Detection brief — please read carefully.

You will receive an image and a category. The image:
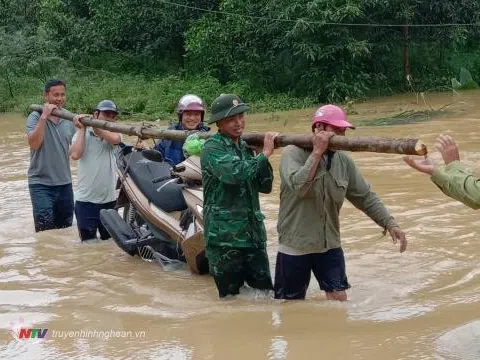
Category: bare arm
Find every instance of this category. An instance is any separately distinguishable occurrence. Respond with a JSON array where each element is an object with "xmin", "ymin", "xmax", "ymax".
[
  {"xmin": 93, "ymin": 128, "xmax": 121, "ymax": 145},
  {"xmin": 70, "ymin": 128, "xmax": 87, "ymax": 160},
  {"xmin": 27, "ymin": 104, "xmax": 56, "ymax": 151}
]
